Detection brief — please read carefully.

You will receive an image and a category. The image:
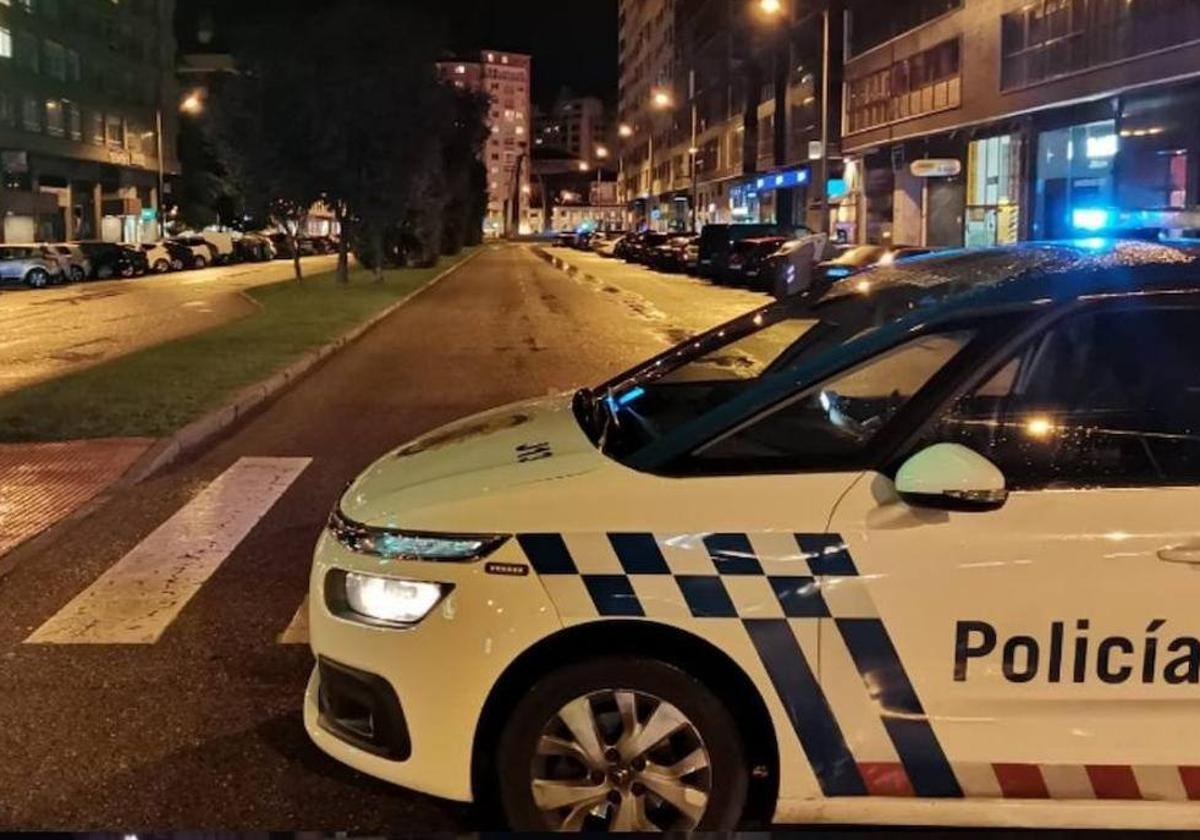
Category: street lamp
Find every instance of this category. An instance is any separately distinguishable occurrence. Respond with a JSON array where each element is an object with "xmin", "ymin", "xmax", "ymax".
[
  {"xmin": 758, "ymin": 0, "xmax": 783, "ymax": 16},
  {"xmin": 180, "ymin": 89, "xmax": 204, "ymax": 115}
]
